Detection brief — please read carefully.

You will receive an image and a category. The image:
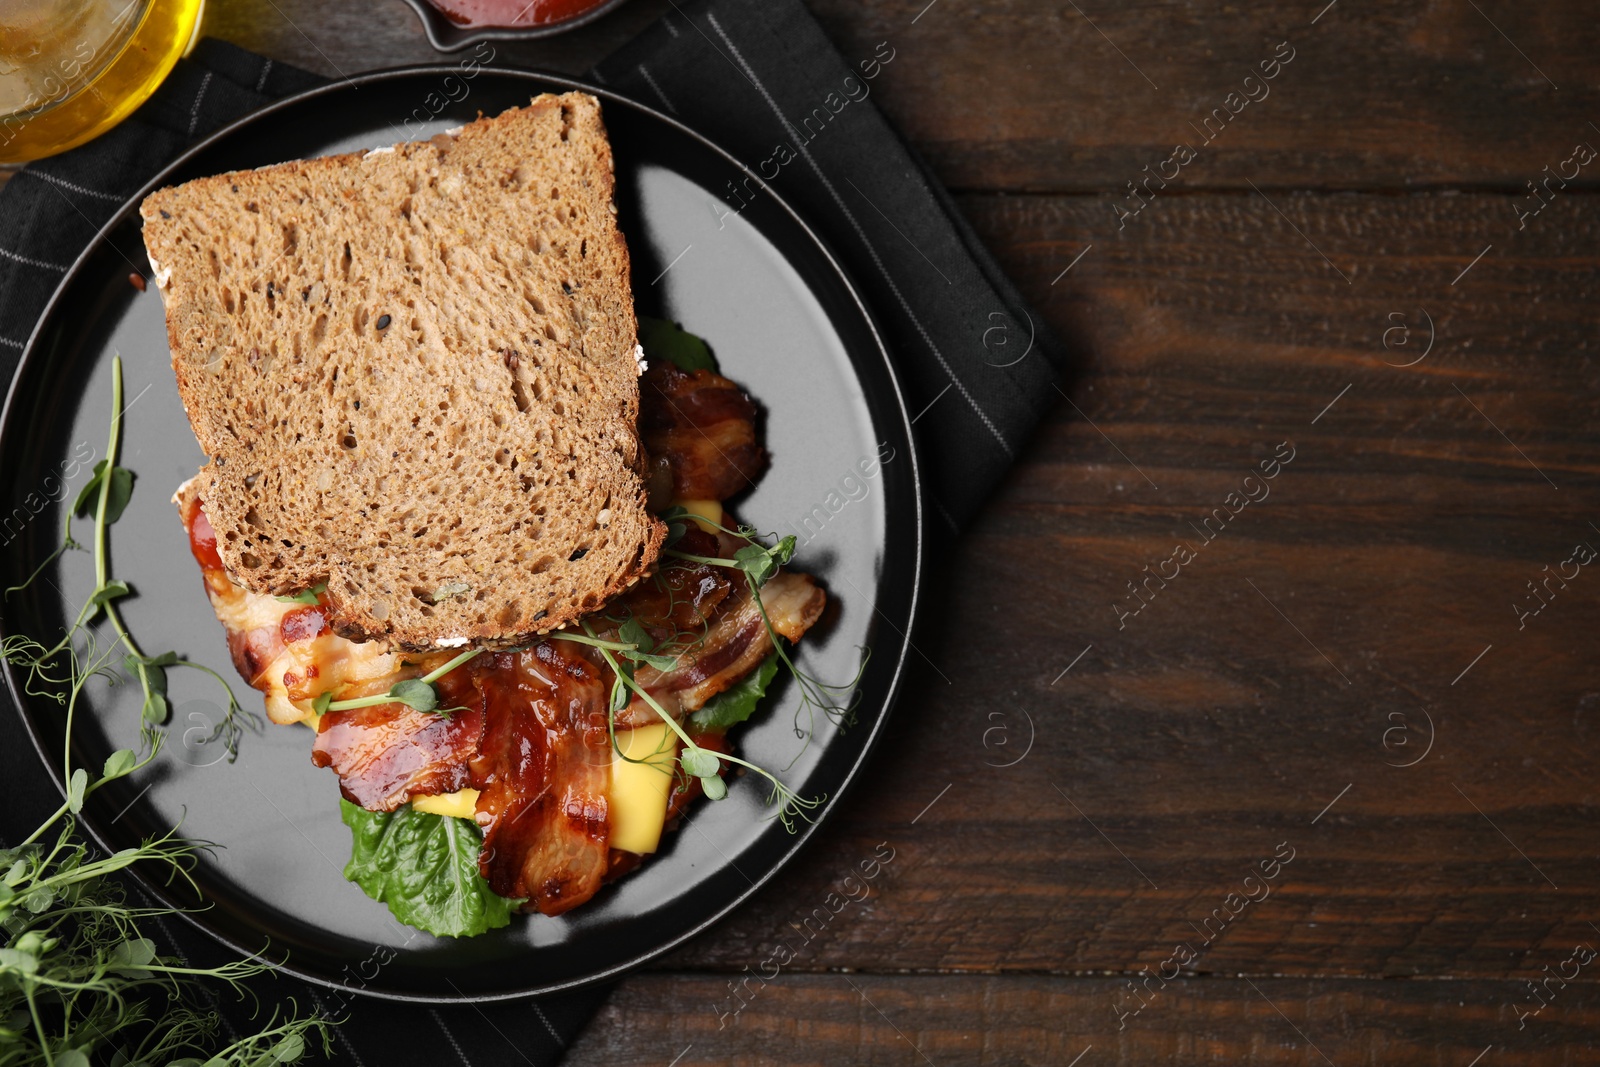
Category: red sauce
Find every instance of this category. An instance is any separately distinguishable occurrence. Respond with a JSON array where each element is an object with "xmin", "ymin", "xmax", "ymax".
[
  {"xmin": 279, "ymin": 605, "xmax": 330, "ymax": 644},
  {"xmin": 424, "ymin": 0, "xmax": 611, "ymax": 27},
  {"xmin": 184, "ymin": 498, "xmax": 225, "ymax": 572}
]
